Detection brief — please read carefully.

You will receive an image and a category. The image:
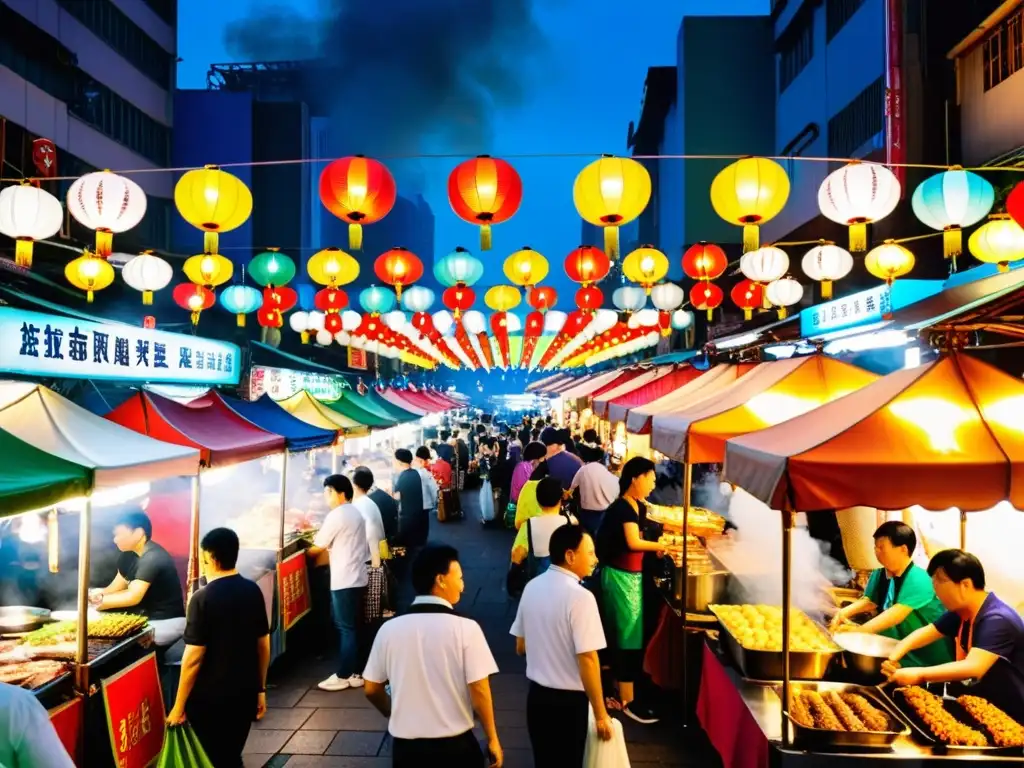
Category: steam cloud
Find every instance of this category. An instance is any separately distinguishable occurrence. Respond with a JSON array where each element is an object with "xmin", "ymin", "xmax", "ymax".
[{"xmin": 224, "ymin": 0, "xmax": 550, "ymax": 187}]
